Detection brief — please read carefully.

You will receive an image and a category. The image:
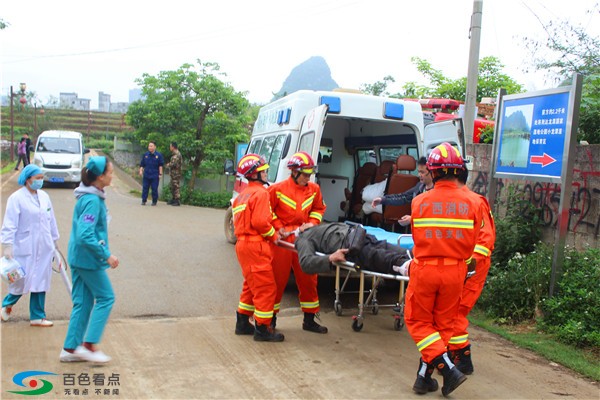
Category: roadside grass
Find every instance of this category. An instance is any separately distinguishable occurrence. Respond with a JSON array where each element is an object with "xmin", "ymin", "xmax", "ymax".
[
  {"xmin": 469, "ymin": 309, "xmax": 600, "ymax": 381},
  {"xmin": 1, "ymin": 161, "xmax": 17, "ymax": 174}
]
